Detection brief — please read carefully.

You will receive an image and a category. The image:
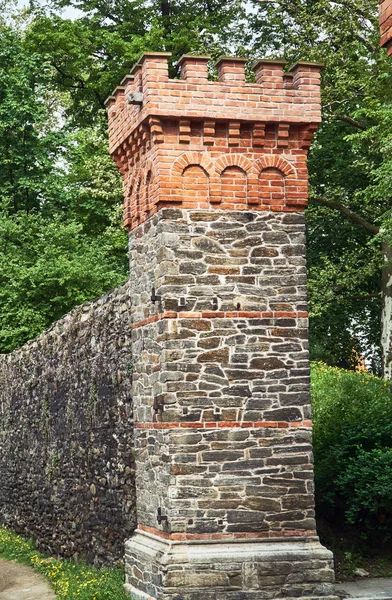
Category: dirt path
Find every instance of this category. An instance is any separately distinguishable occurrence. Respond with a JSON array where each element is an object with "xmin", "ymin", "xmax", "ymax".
[{"xmin": 0, "ymin": 558, "xmax": 56, "ymax": 599}]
